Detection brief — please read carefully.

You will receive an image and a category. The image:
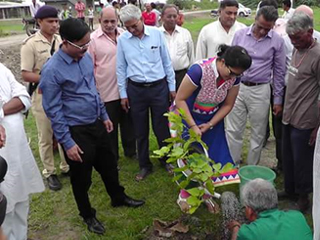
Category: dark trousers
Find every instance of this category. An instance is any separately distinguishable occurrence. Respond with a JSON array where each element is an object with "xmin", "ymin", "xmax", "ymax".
[
  {"xmin": 105, "ymin": 99, "xmax": 136, "ymax": 162},
  {"xmin": 175, "ymin": 68, "xmax": 188, "ymax": 91},
  {"xmin": 88, "ymin": 18, "xmax": 94, "ymax": 31},
  {"xmin": 282, "ymin": 124, "xmax": 314, "ymax": 195},
  {"xmin": 65, "ymin": 120, "xmax": 125, "ymax": 219},
  {"xmin": 127, "ymin": 79, "xmax": 170, "ymax": 170}
]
